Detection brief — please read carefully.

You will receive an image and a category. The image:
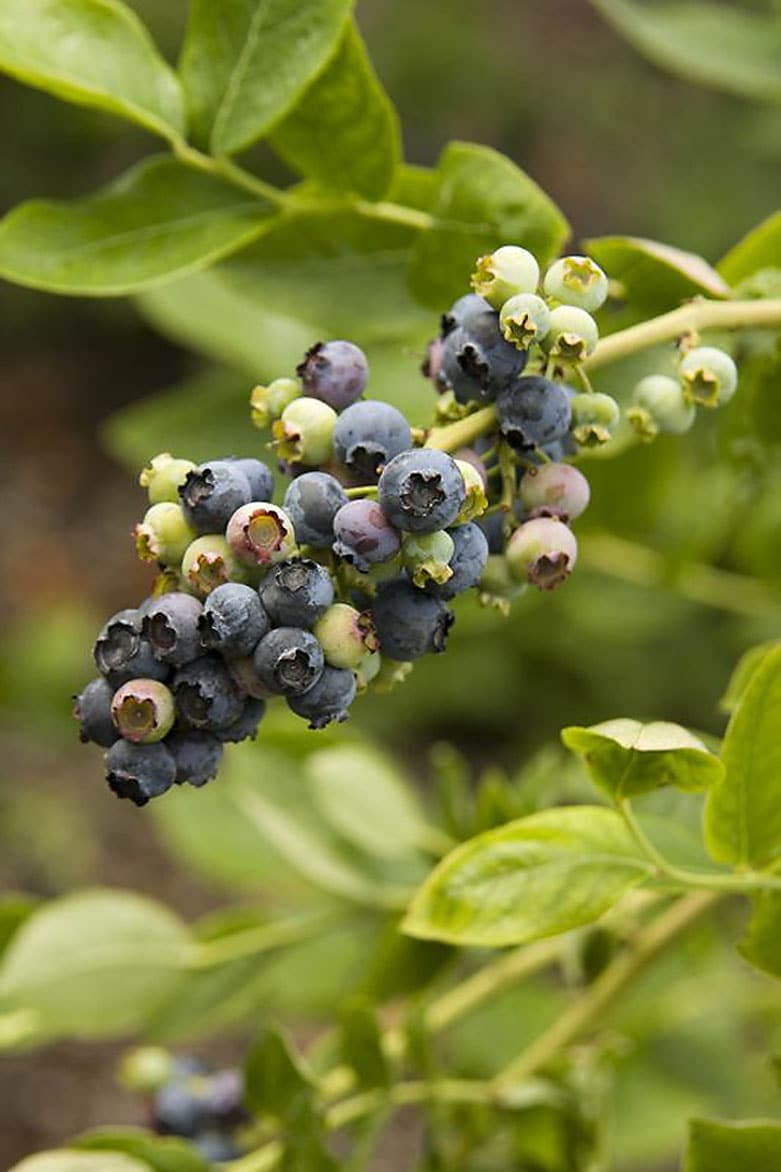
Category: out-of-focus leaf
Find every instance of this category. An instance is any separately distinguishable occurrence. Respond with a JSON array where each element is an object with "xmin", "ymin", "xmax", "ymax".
[
  {"xmin": 590, "ymin": 0, "xmax": 781, "ymax": 103},
  {"xmin": 739, "ymin": 891, "xmax": 781, "ymax": 979},
  {"xmin": 74, "ymin": 1131, "xmax": 208, "ymax": 1172},
  {"xmin": 269, "ymin": 22, "xmax": 399, "ymax": 199},
  {"xmin": 0, "ymin": 0, "xmax": 185, "ymax": 142},
  {"xmin": 0, "ymin": 889, "xmax": 192, "ymax": 1041},
  {"xmin": 179, "ymin": 0, "xmax": 352, "ymax": 154},
  {"xmin": 244, "ymin": 1024, "xmax": 314, "ymax": 1120},
  {"xmin": 9, "ymin": 1155, "xmax": 149, "ymax": 1172},
  {"xmin": 403, "ymin": 806, "xmax": 651, "ymax": 947},
  {"xmin": 562, "ymin": 719, "xmax": 724, "ymax": 798},
  {"xmin": 720, "ymin": 642, "xmax": 781, "ymax": 714},
  {"xmin": 0, "ymin": 158, "xmax": 274, "ymax": 296},
  {"xmin": 339, "ymin": 999, "xmax": 390, "ymax": 1089},
  {"xmin": 705, "ymin": 645, "xmax": 781, "ymax": 867},
  {"xmin": 685, "ymin": 1118, "xmax": 781, "ymax": 1170},
  {"xmin": 719, "ymin": 211, "xmax": 781, "ymax": 285},
  {"xmin": 584, "ymin": 235, "xmax": 729, "ymax": 311},
  {"xmin": 409, "ymin": 141, "xmax": 570, "ymax": 308},
  {"xmin": 0, "ymin": 894, "xmax": 38, "ymax": 959}
]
